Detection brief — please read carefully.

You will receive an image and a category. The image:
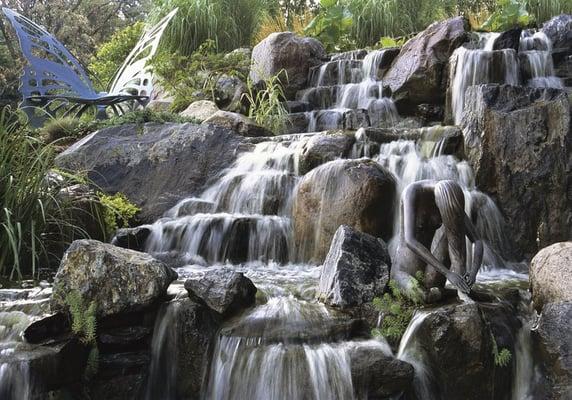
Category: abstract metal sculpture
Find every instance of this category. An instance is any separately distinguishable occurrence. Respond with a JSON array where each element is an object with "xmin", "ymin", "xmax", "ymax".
[{"xmin": 1, "ymin": 7, "xmax": 177, "ymax": 126}]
